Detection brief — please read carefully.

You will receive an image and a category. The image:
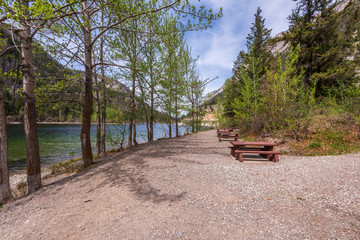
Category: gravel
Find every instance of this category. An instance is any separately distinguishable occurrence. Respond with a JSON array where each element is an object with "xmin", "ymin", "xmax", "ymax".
[{"xmin": 1, "ymin": 130, "xmax": 359, "ymax": 239}]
